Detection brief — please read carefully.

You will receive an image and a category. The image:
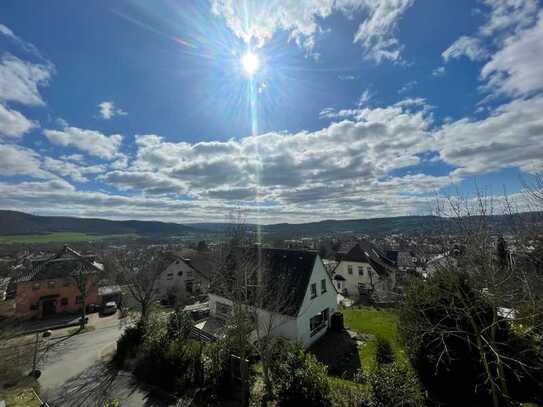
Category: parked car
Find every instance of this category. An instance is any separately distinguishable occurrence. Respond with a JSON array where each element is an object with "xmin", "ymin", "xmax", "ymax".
[{"xmin": 101, "ymin": 301, "xmax": 117, "ymax": 316}]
